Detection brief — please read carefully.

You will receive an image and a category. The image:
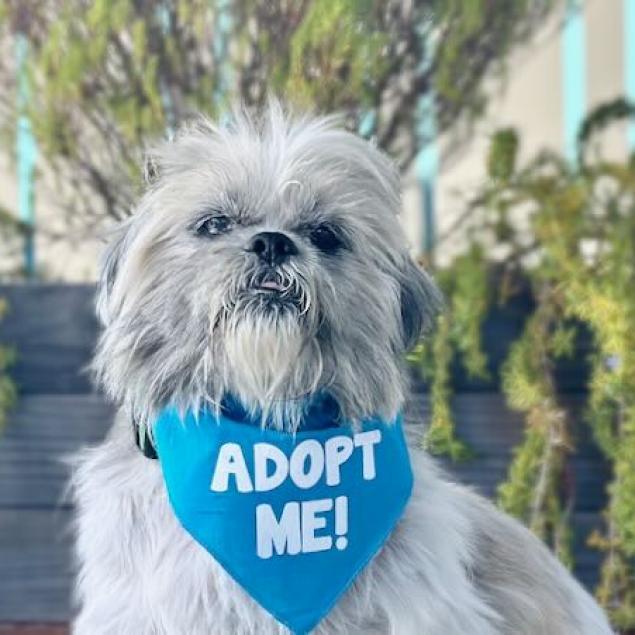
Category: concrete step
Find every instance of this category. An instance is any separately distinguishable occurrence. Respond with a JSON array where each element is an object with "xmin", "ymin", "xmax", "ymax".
[
  {"xmin": 0, "ymin": 285, "xmax": 98, "ymax": 395},
  {"xmin": 0, "ymin": 394, "xmax": 114, "ymax": 508}
]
